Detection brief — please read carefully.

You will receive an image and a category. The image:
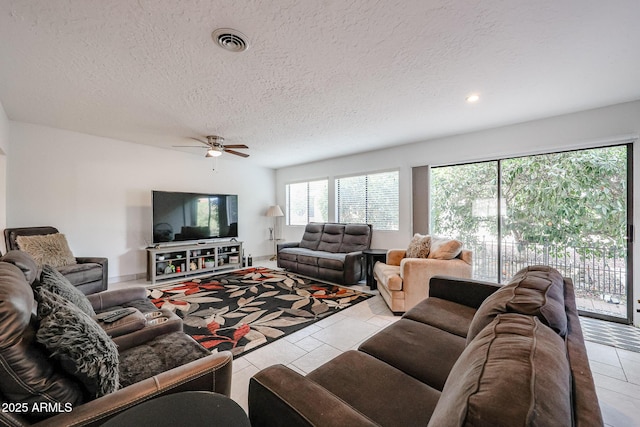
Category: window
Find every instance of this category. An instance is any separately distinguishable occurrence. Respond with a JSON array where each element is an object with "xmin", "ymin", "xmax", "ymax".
[
  {"xmin": 429, "ymin": 144, "xmax": 632, "ymax": 322},
  {"xmin": 336, "ymin": 170, "xmax": 399, "ymax": 230},
  {"xmin": 285, "ymin": 179, "xmax": 328, "ymax": 225}
]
